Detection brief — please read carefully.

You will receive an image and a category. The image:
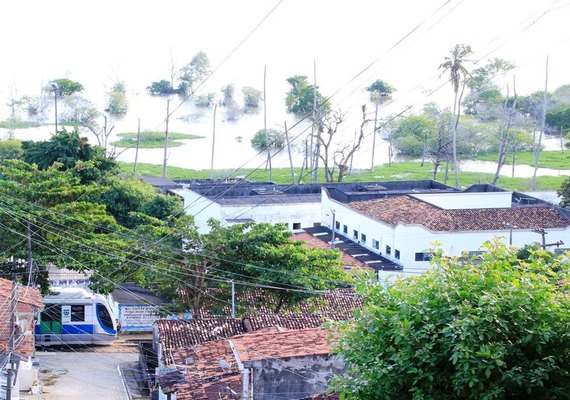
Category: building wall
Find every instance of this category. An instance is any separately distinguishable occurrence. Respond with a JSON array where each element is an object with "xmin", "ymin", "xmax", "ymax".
[
  {"xmin": 322, "ymin": 189, "xmax": 570, "ymax": 270},
  {"xmin": 220, "ymin": 202, "xmax": 321, "ymax": 231},
  {"xmin": 183, "ymin": 190, "xmax": 223, "ymax": 233},
  {"xmin": 246, "ymin": 355, "xmax": 345, "ymax": 400},
  {"xmin": 411, "ymin": 191, "xmax": 513, "ymax": 209}
]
